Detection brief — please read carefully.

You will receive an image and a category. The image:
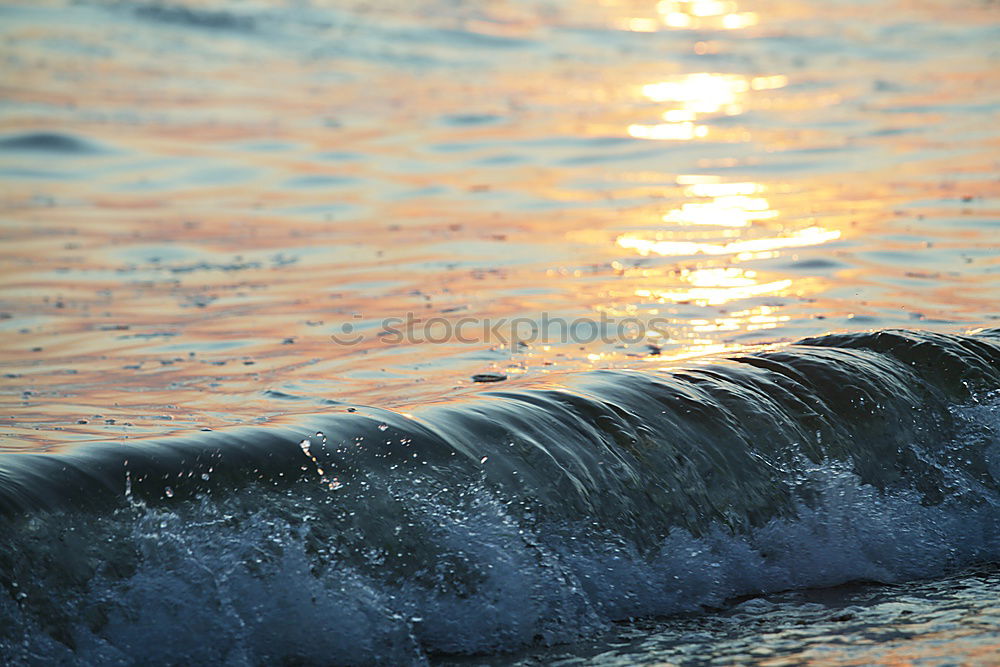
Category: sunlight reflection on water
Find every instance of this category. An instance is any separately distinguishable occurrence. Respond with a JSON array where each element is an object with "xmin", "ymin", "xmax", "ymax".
[{"xmin": 0, "ymin": 0, "xmax": 998, "ymax": 445}]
